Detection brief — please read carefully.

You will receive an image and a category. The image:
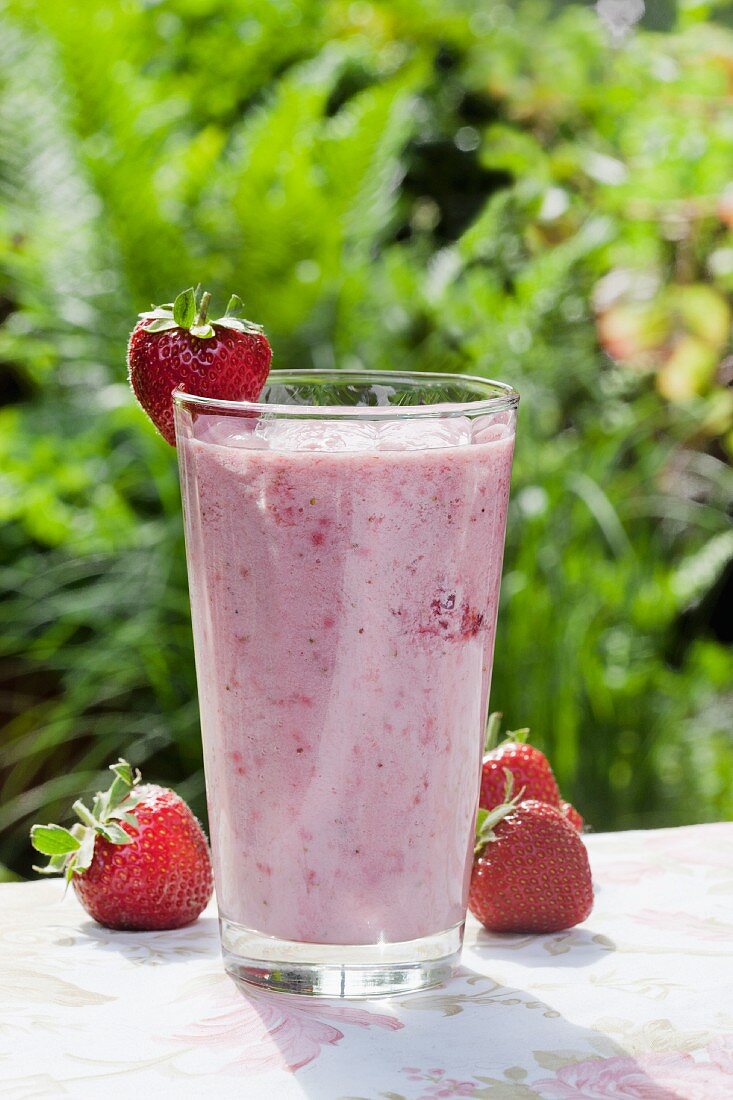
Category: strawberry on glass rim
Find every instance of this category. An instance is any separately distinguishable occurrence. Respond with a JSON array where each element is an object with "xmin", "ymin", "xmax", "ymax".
[{"xmin": 127, "ymin": 285, "xmax": 272, "ymax": 445}]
